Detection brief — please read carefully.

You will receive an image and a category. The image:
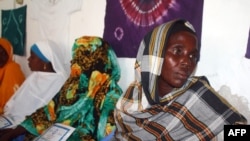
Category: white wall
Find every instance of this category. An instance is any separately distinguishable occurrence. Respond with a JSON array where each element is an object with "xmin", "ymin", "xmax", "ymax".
[
  {"xmin": 196, "ymin": 0, "xmax": 250, "ymax": 110},
  {"xmin": 196, "ymin": 0, "xmax": 250, "ymax": 122},
  {"xmin": 1, "ymin": 0, "xmax": 250, "ymax": 120}
]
